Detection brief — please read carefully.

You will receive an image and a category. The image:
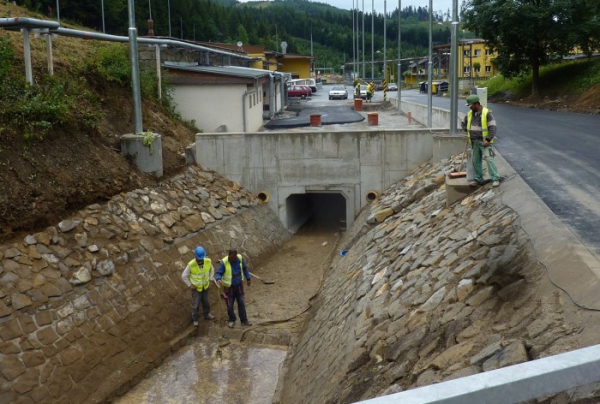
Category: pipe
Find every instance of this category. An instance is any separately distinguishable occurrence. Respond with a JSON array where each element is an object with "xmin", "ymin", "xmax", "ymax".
[
  {"xmin": 241, "ymin": 79, "xmax": 260, "ymax": 133},
  {"xmin": 50, "ymin": 28, "xmax": 254, "ymax": 60},
  {"xmin": 0, "ymin": 17, "xmax": 60, "ymax": 29}
]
